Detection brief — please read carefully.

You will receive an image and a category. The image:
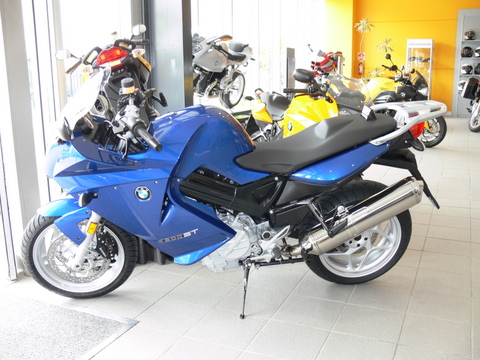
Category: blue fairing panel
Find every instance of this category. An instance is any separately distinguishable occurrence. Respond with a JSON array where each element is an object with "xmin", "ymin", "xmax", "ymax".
[{"xmin": 291, "ymin": 142, "xmax": 391, "ymax": 185}]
